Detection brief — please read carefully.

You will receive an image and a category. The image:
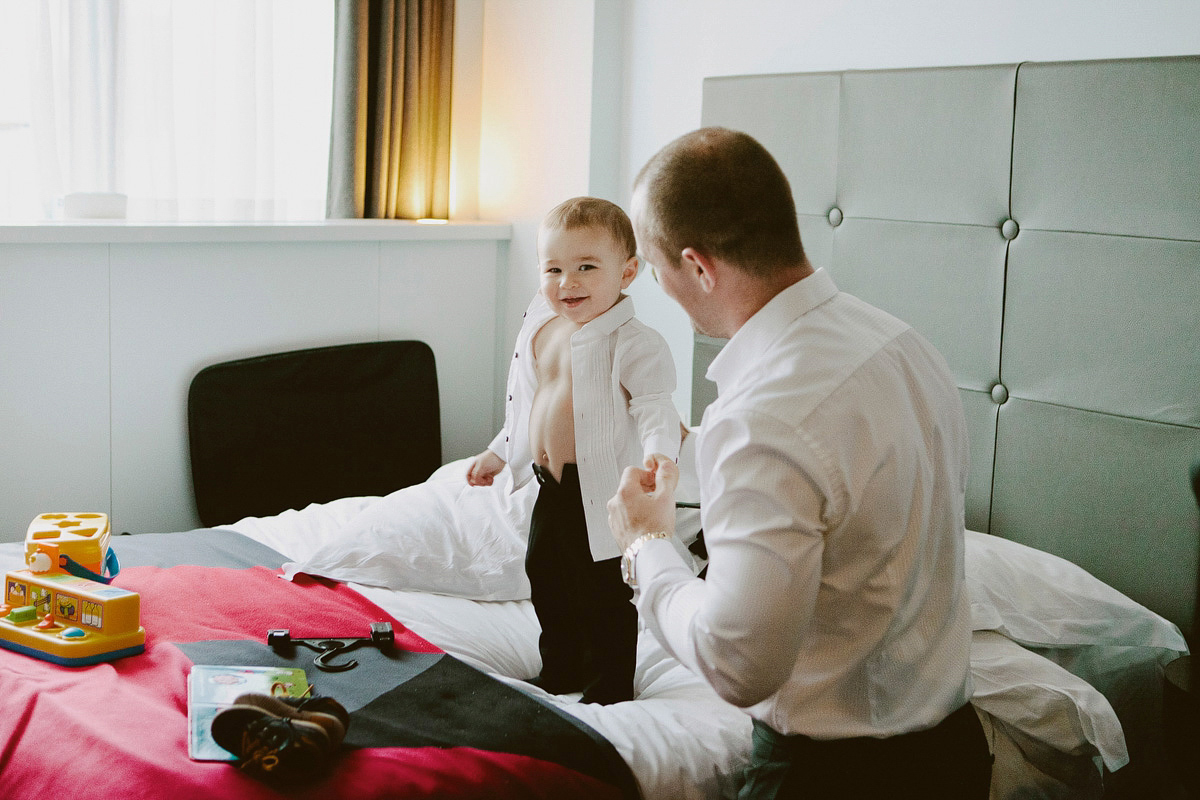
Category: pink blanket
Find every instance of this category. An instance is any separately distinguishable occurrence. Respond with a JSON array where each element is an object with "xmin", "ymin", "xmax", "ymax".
[{"xmin": 0, "ymin": 547, "xmax": 634, "ymax": 800}]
